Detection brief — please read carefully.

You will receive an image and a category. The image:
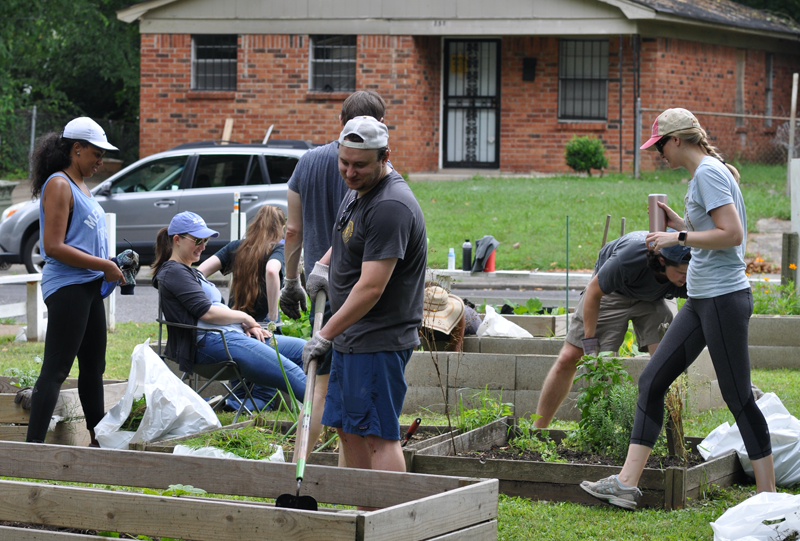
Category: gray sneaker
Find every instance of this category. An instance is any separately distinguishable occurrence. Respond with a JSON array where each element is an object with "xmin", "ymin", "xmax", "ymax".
[{"xmin": 580, "ymin": 475, "xmax": 642, "ymax": 510}]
